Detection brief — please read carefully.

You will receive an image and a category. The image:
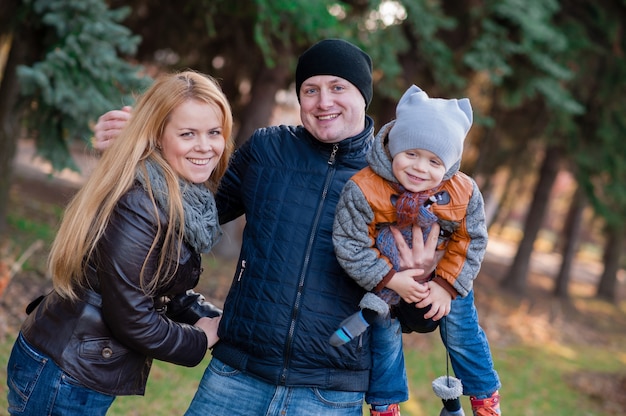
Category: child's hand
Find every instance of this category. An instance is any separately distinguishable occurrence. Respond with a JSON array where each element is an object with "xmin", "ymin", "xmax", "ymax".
[
  {"xmin": 417, "ymin": 281, "xmax": 452, "ymax": 321},
  {"xmin": 386, "ymin": 269, "xmax": 430, "ymax": 304}
]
